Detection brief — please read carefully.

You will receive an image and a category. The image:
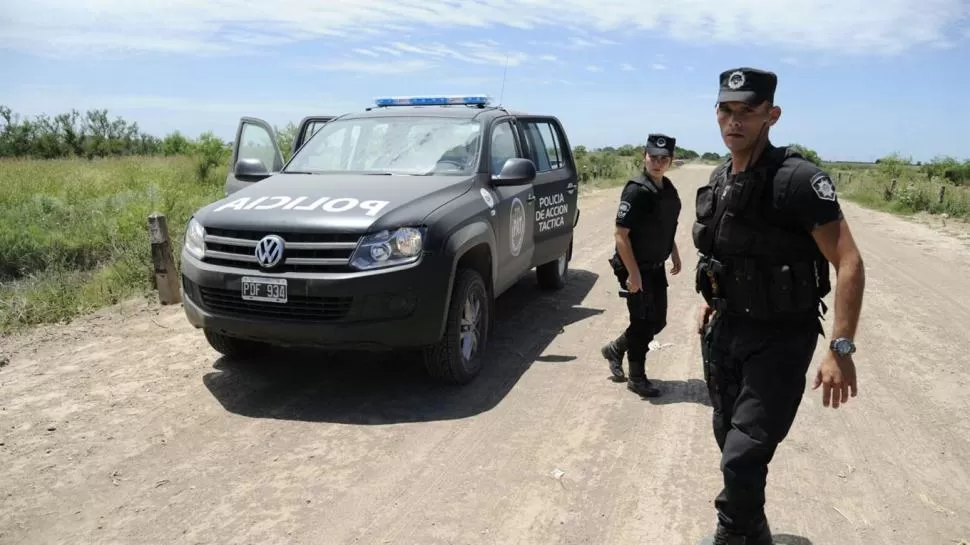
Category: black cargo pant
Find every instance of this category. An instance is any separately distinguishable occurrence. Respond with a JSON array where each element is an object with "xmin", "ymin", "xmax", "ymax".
[
  {"xmin": 614, "ymin": 262, "xmax": 669, "ymax": 379},
  {"xmin": 700, "ymin": 311, "xmax": 819, "ymax": 535}
]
